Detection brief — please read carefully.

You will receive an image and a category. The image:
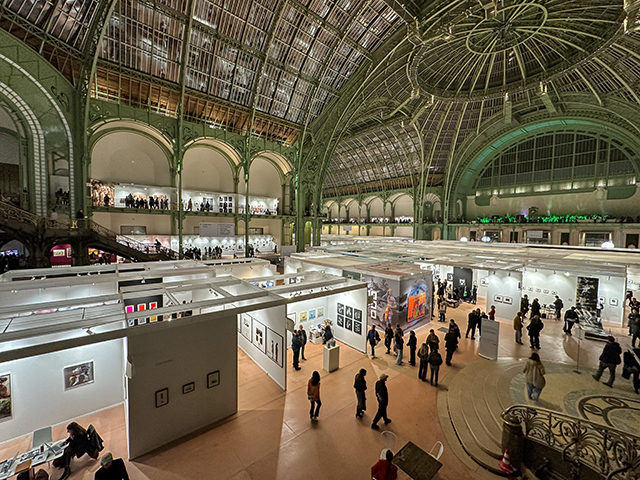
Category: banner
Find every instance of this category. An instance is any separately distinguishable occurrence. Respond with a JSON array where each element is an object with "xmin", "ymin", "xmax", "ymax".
[{"xmin": 199, "ymin": 222, "xmax": 235, "ymax": 237}]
